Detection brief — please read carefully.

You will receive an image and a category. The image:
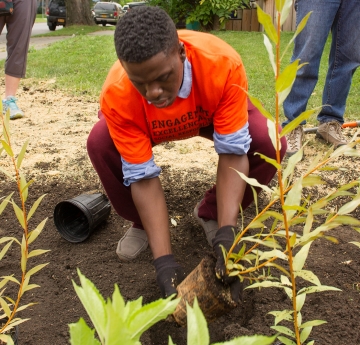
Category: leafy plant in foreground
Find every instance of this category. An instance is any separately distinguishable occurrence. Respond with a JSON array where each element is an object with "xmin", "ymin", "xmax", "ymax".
[
  {"xmin": 69, "ymin": 270, "xmax": 277, "ymax": 345},
  {"xmin": 217, "ymin": 1, "xmax": 360, "ymax": 345},
  {"xmin": 0, "ymin": 107, "xmax": 49, "ymax": 344}
]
